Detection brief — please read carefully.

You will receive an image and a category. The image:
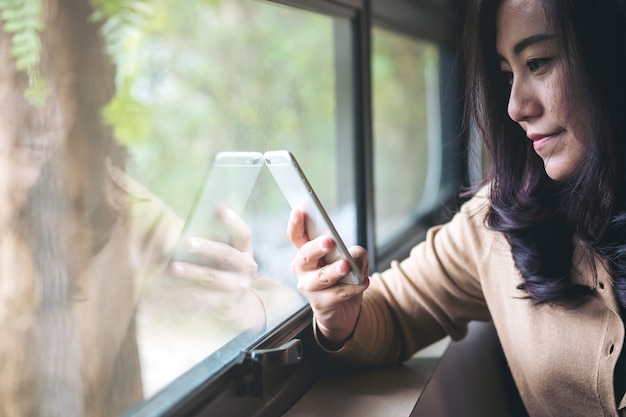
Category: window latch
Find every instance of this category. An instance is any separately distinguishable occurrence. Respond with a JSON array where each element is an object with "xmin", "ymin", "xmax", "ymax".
[{"xmin": 237, "ymin": 338, "xmax": 303, "ymax": 397}]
